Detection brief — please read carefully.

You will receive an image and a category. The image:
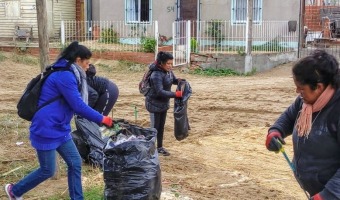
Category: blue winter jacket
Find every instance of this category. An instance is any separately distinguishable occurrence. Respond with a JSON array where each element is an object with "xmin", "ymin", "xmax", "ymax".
[
  {"xmin": 269, "ymin": 89, "xmax": 340, "ymax": 199},
  {"xmin": 29, "ymin": 59, "xmax": 103, "ymax": 150}
]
